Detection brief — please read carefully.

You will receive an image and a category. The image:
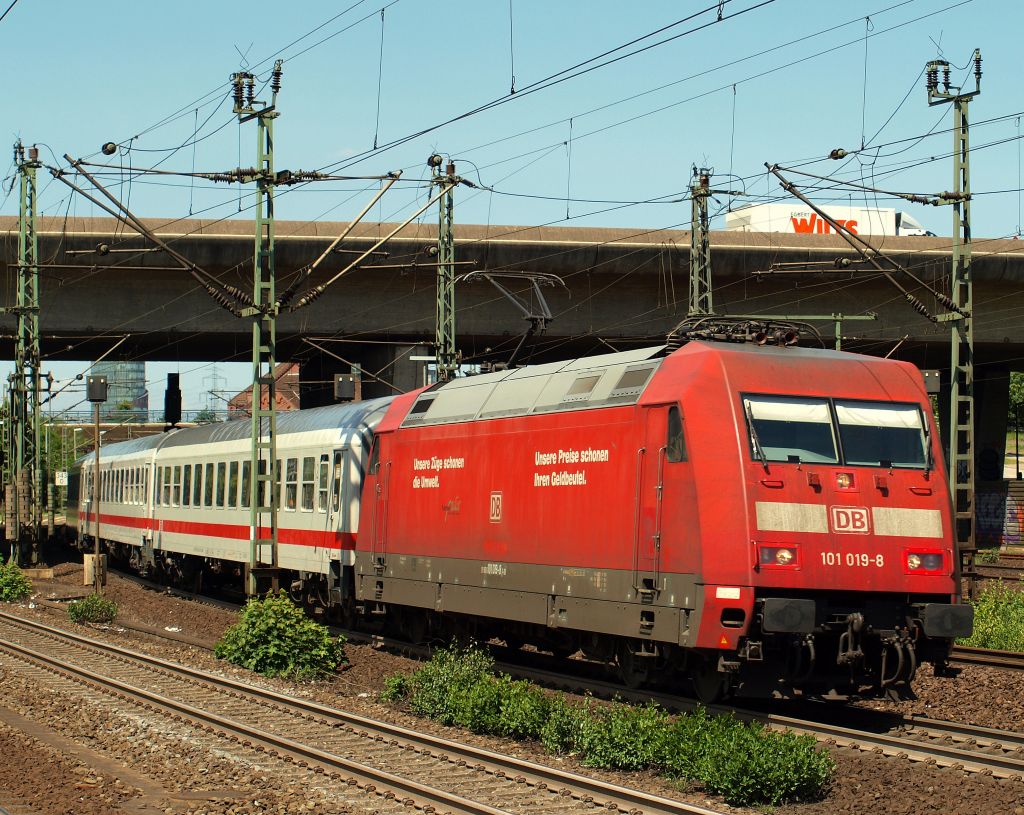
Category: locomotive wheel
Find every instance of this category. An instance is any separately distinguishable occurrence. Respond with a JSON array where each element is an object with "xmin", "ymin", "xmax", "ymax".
[
  {"xmin": 616, "ymin": 643, "xmax": 651, "ymax": 689},
  {"xmin": 692, "ymin": 659, "xmax": 731, "ymax": 704}
]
